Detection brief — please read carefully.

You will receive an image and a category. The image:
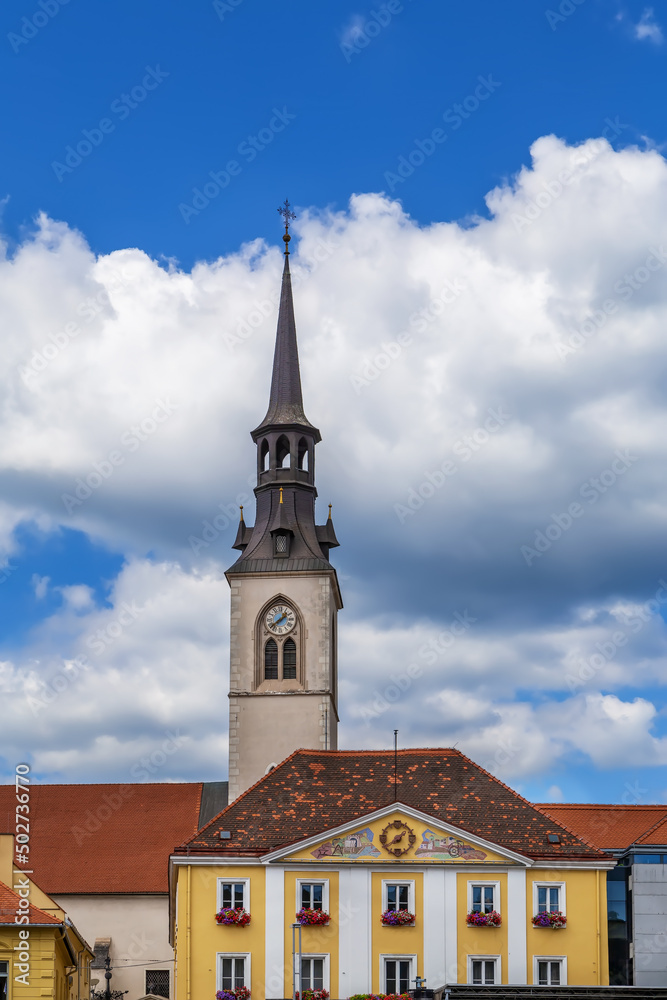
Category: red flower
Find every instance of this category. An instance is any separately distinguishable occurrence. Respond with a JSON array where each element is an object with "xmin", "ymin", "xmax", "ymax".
[
  {"xmin": 214, "ymin": 907, "xmax": 251, "ymax": 926},
  {"xmin": 296, "ymin": 908, "xmax": 330, "ymax": 926}
]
